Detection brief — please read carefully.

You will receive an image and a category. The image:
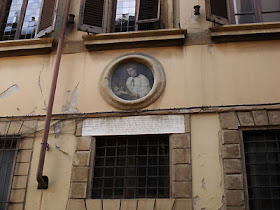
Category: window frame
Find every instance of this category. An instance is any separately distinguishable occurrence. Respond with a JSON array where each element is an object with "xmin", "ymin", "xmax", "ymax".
[
  {"xmin": 206, "ymin": 0, "xmax": 280, "ymax": 25},
  {"xmin": 78, "ymin": 0, "xmax": 175, "ymax": 34},
  {"xmin": 0, "ymin": 0, "xmax": 59, "ymax": 41},
  {"xmin": 0, "ymin": 136, "xmax": 20, "ymax": 210},
  {"xmin": 88, "ymin": 135, "xmax": 171, "ymax": 199}
]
